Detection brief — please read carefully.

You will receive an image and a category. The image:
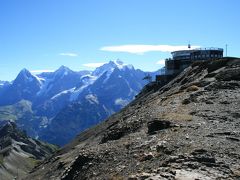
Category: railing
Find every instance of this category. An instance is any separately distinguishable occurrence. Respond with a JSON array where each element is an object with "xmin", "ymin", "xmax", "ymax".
[
  {"xmin": 193, "ymin": 47, "xmax": 224, "ymax": 51},
  {"xmin": 171, "ymin": 47, "xmax": 224, "ymax": 53}
]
